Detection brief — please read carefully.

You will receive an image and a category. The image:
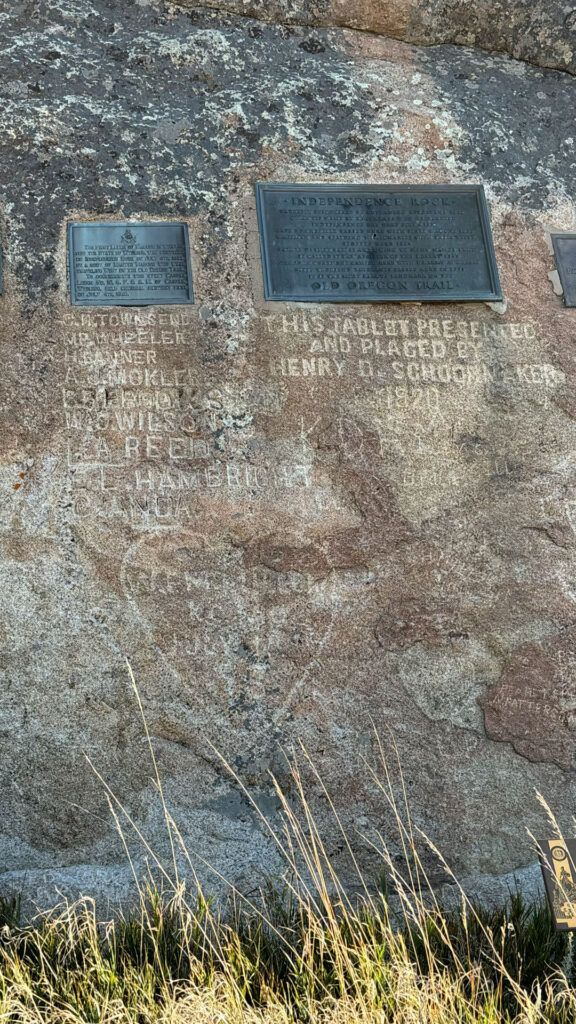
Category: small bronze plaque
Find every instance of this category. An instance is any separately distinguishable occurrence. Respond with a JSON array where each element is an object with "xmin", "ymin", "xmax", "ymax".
[
  {"xmin": 551, "ymin": 234, "xmax": 576, "ymax": 307},
  {"xmin": 68, "ymin": 222, "xmax": 194, "ymax": 306},
  {"xmin": 255, "ymin": 183, "xmax": 501, "ymax": 303},
  {"xmin": 538, "ymin": 839, "xmax": 576, "ymax": 930}
]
